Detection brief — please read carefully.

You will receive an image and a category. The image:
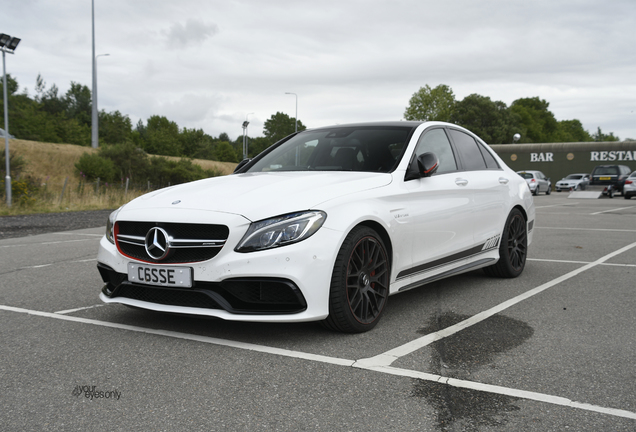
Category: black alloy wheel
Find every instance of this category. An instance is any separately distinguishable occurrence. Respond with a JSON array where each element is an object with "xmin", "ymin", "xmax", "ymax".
[
  {"xmin": 323, "ymin": 226, "xmax": 390, "ymax": 333},
  {"xmin": 484, "ymin": 208, "xmax": 527, "ymax": 278}
]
